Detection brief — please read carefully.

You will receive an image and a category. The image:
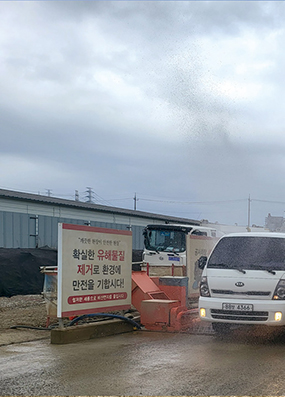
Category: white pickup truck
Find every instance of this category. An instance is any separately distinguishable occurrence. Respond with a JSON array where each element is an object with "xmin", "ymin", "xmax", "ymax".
[{"xmin": 198, "ymin": 232, "xmax": 285, "ymax": 333}]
